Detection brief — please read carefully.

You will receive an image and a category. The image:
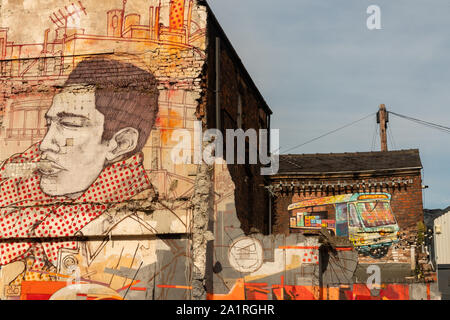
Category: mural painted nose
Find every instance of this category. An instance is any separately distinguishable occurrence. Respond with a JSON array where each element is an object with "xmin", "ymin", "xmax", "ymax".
[{"xmin": 39, "ymin": 125, "xmax": 61, "ymax": 154}]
